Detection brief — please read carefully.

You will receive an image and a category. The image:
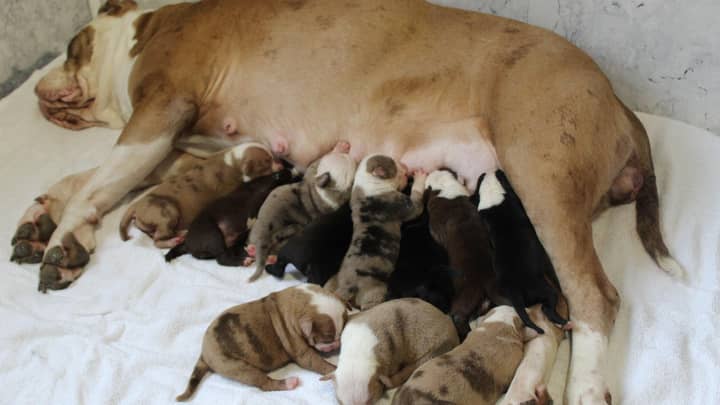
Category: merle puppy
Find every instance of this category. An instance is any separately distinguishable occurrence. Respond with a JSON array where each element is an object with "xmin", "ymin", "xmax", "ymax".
[
  {"xmin": 476, "ymin": 169, "xmax": 568, "ymax": 334},
  {"xmin": 165, "ymin": 168, "xmax": 296, "ymax": 263}
]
